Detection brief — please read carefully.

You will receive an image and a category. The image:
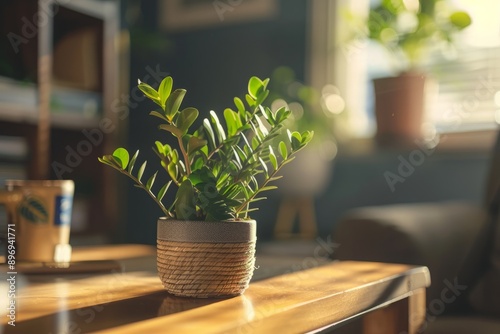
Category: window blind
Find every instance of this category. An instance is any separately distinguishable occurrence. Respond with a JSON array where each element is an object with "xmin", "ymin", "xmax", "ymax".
[{"xmin": 425, "ymin": 46, "xmax": 500, "ymax": 133}]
